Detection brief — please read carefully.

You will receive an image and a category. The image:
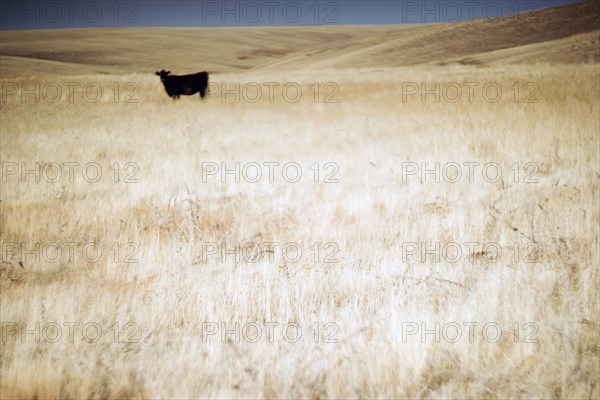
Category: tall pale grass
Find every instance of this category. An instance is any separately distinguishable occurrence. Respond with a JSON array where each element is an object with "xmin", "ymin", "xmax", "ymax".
[{"xmin": 0, "ymin": 63, "xmax": 598, "ymax": 398}]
